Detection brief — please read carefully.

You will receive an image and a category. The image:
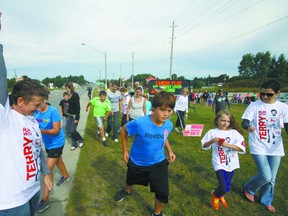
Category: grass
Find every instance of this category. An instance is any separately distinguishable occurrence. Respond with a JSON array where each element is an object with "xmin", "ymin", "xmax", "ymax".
[{"xmin": 66, "ymin": 101, "xmax": 288, "ymax": 216}]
